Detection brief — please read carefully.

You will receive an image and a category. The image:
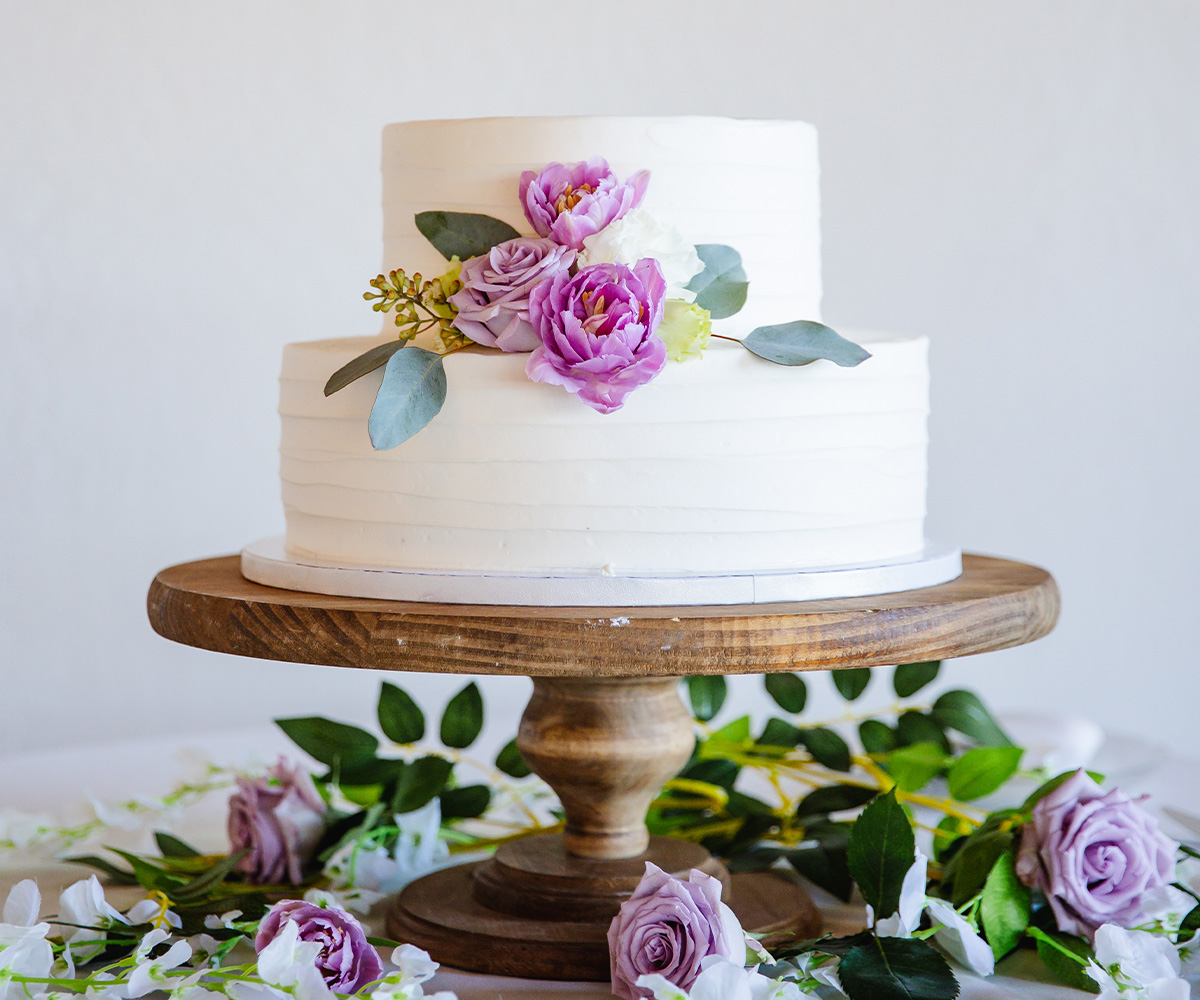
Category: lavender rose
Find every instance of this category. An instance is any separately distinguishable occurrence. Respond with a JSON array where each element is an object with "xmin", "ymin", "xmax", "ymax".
[
  {"xmin": 227, "ymin": 757, "xmax": 326, "ymax": 885},
  {"xmin": 1015, "ymin": 769, "xmax": 1178, "ymax": 938},
  {"xmin": 519, "ymin": 158, "xmax": 650, "ymax": 251},
  {"xmin": 526, "ymin": 259, "xmax": 667, "ymax": 414},
  {"xmin": 448, "ymin": 237, "xmax": 575, "ymax": 352},
  {"xmin": 255, "ymin": 899, "xmax": 383, "ymax": 993},
  {"xmin": 607, "ymin": 863, "xmax": 746, "ymax": 1000}
]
